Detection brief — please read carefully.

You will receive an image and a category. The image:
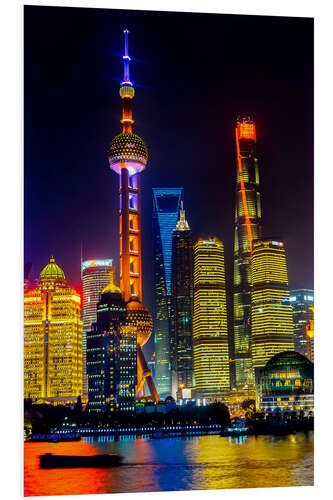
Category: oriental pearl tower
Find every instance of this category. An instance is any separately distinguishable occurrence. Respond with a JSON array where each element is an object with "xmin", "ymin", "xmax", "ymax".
[{"xmin": 108, "ymin": 30, "xmax": 159, "ymax": 402}]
